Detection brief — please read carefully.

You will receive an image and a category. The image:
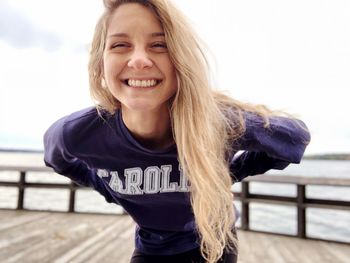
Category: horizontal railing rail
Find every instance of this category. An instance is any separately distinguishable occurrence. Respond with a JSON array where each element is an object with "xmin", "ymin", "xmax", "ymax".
[{"xmin": 1, "ymin": 164, "xmax": 349, "ymax": 244}]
